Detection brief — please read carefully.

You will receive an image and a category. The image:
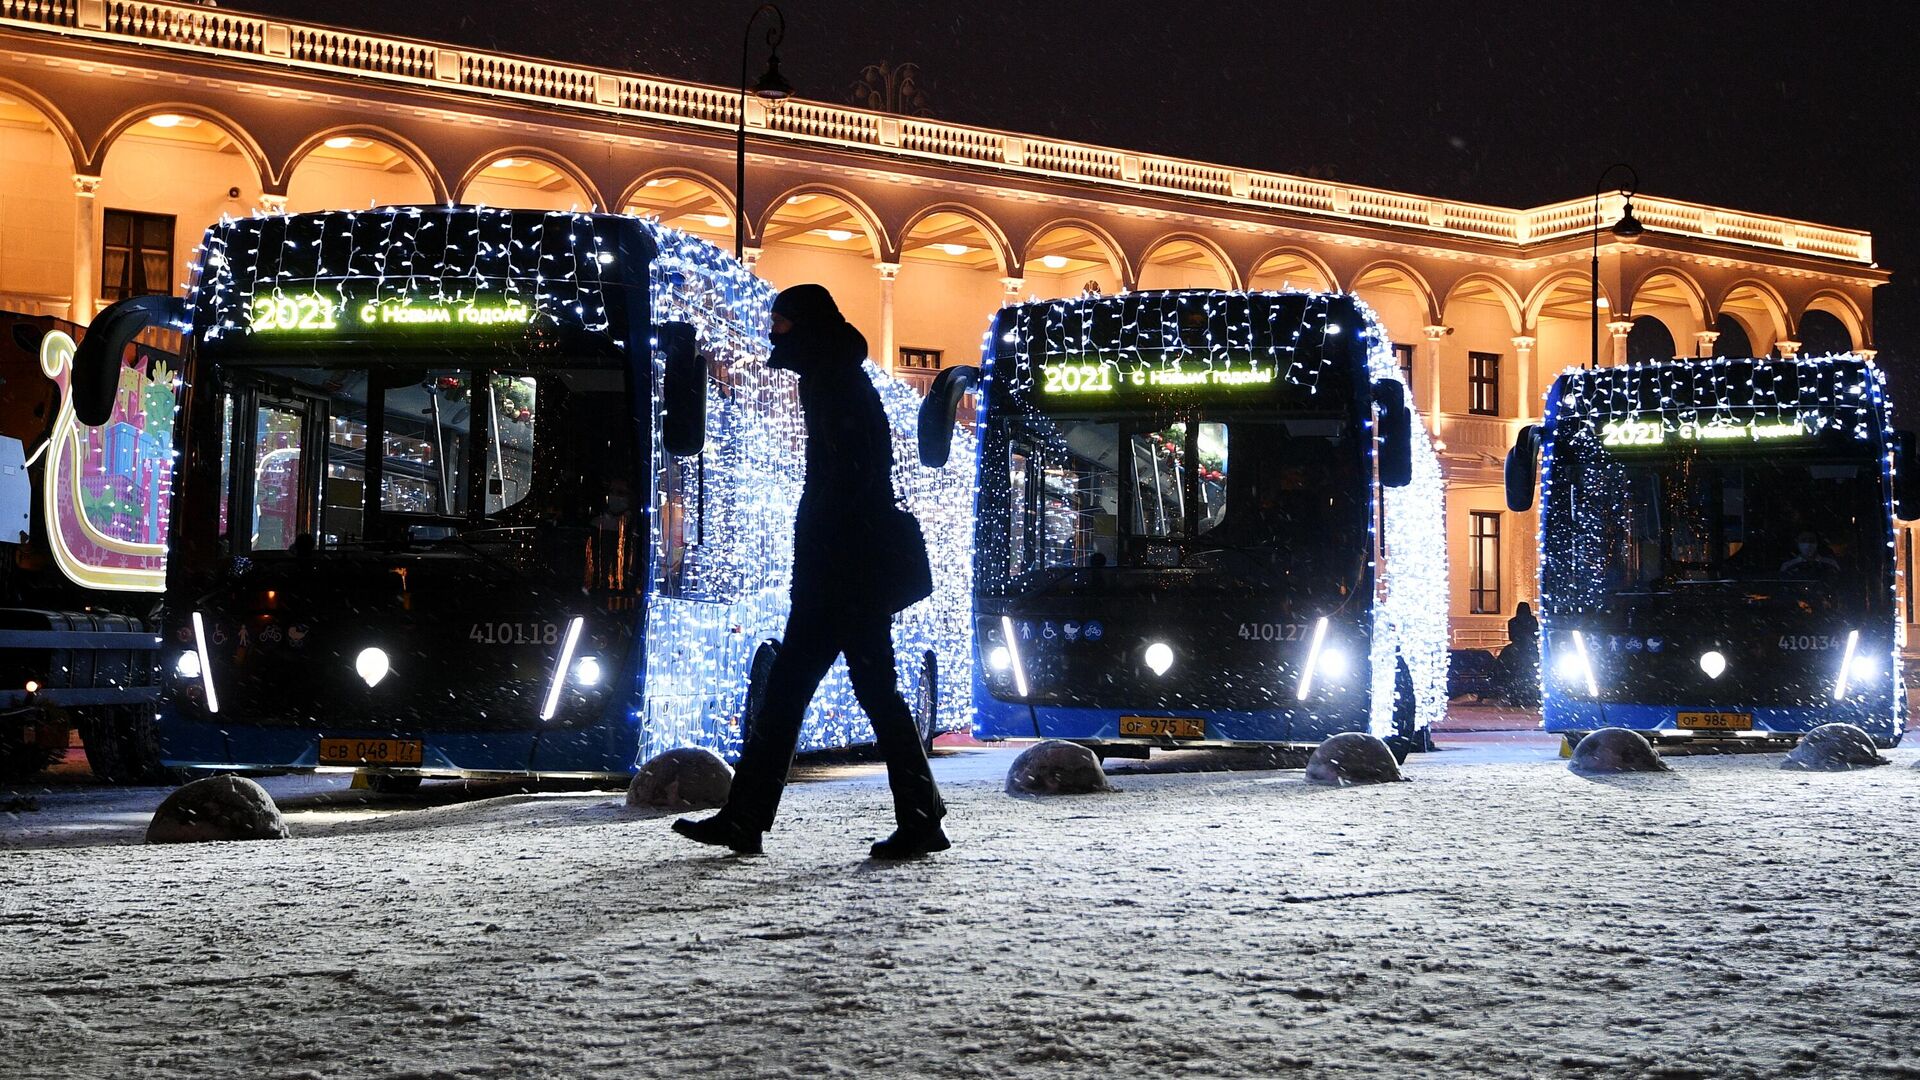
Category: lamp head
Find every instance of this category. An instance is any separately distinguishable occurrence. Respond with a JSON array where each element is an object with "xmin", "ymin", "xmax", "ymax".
[
  {"xmin": 752, "ymin": 53, "xmax": 795, "ymax": 101},
  {"xmin": 1611, "ymin": 200, "xmax": 1646, "ymax": 240}
]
